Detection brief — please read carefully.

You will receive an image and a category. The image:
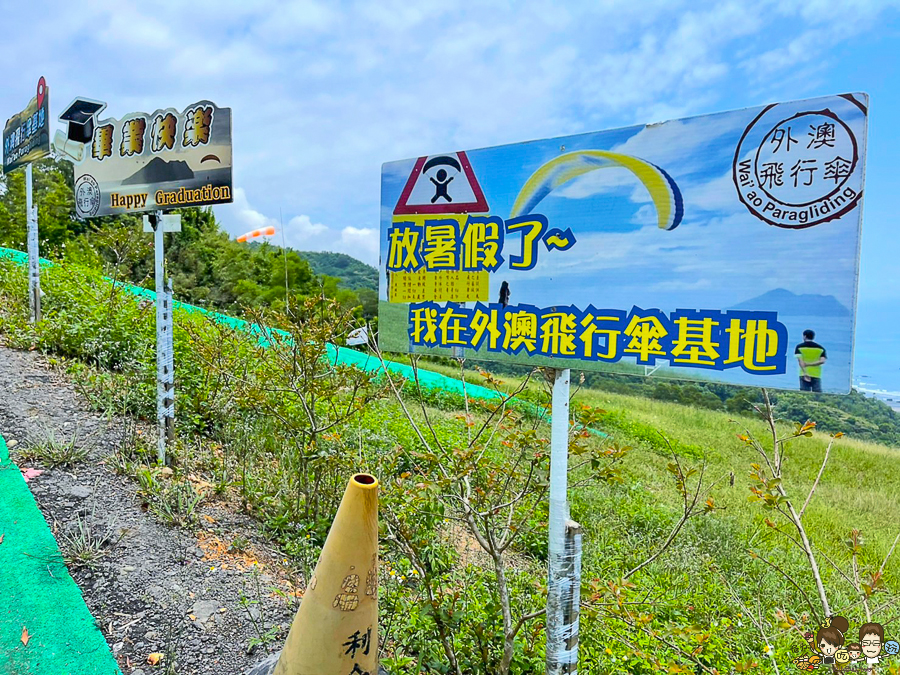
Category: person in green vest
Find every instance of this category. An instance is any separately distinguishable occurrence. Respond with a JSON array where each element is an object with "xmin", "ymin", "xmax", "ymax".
[{"xmin": 795, "ymin": 329, "xmax": 827, "ymax": 392}]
